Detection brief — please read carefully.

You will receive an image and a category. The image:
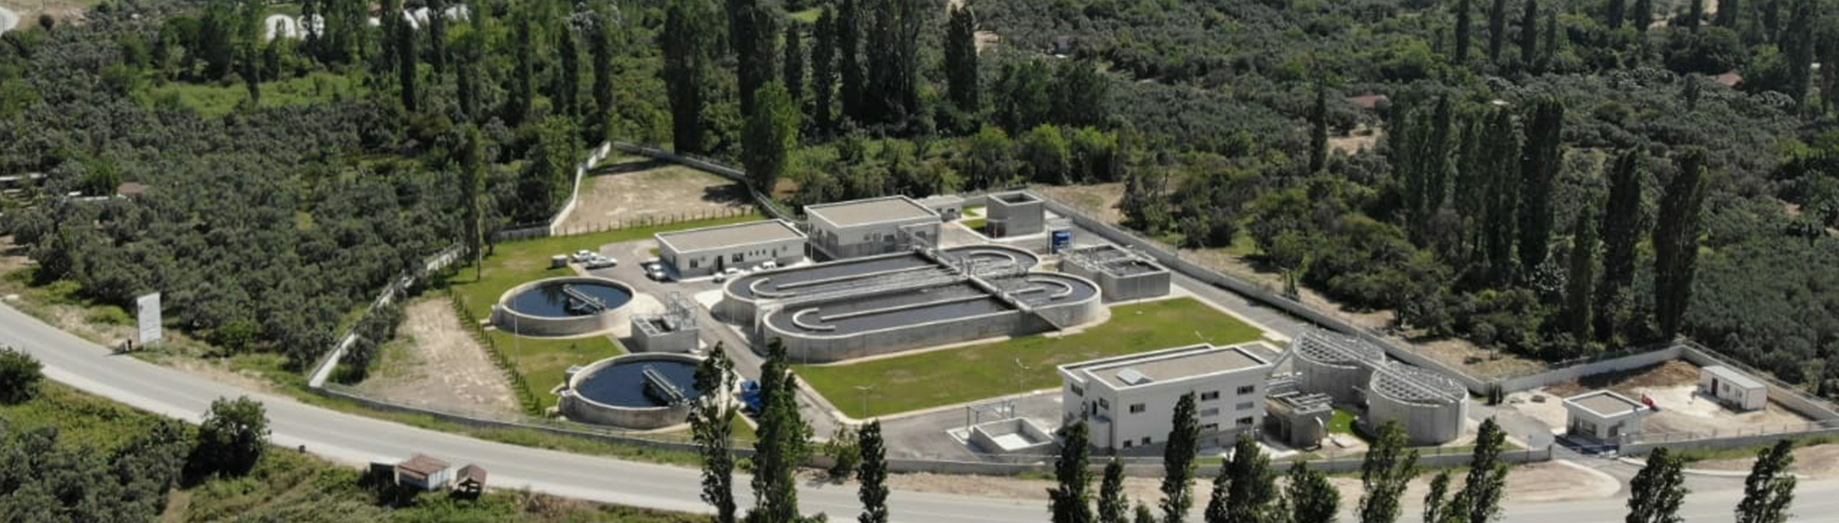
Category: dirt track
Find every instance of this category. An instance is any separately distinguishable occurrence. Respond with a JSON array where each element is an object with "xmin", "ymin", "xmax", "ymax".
[{"xmin": 354, "ymin": 298, "xmax": 518, "ymax": 415}]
